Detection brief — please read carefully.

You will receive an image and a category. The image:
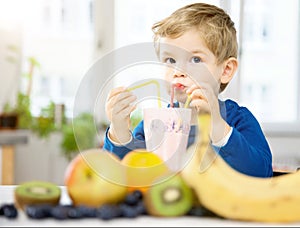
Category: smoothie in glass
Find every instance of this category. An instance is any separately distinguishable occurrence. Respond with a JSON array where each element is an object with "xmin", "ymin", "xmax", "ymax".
[{"xmin": 143, "ymin": 107, "xmax": 192, "ymax": 172}]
